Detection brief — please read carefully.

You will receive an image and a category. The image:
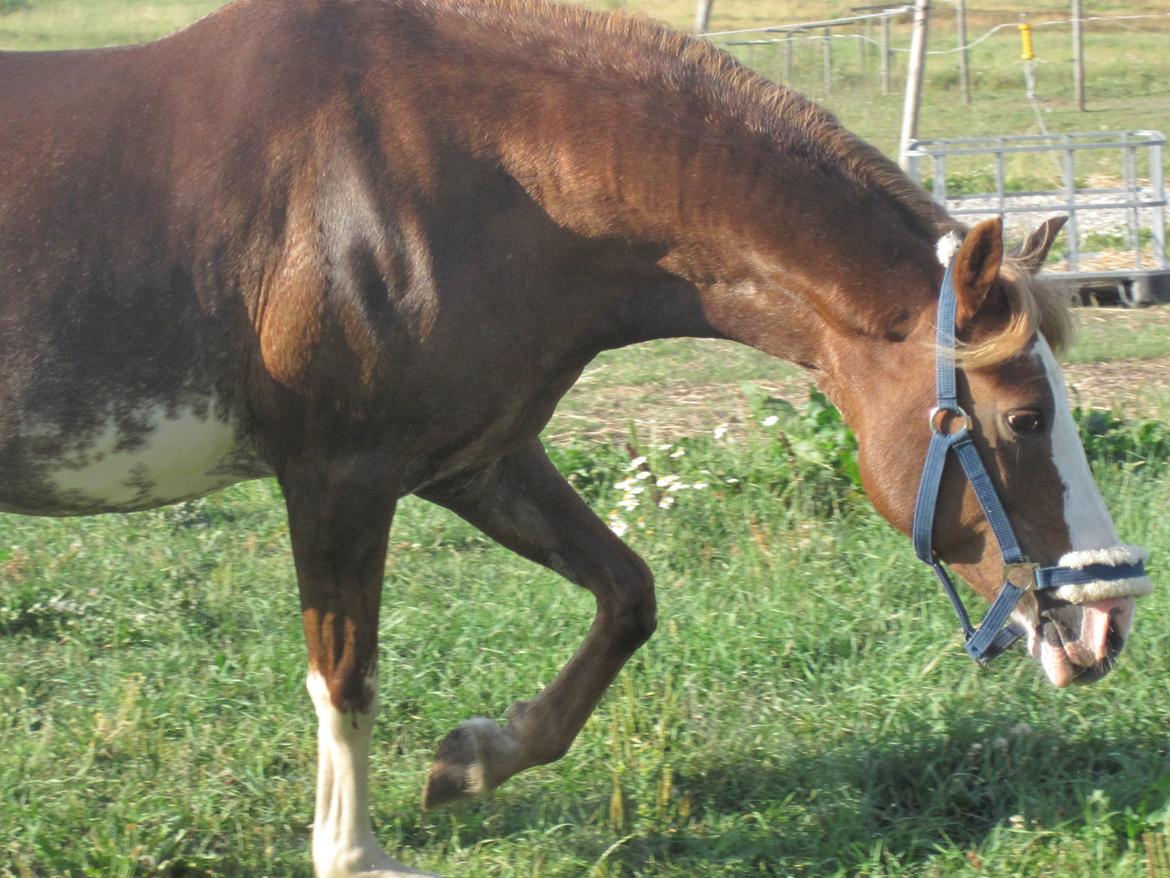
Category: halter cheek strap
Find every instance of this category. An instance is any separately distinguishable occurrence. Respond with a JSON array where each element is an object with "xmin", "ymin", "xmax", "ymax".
[{"xmin": 911, "ymin": 255, "xmax": 1147, "ymax": 666}]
